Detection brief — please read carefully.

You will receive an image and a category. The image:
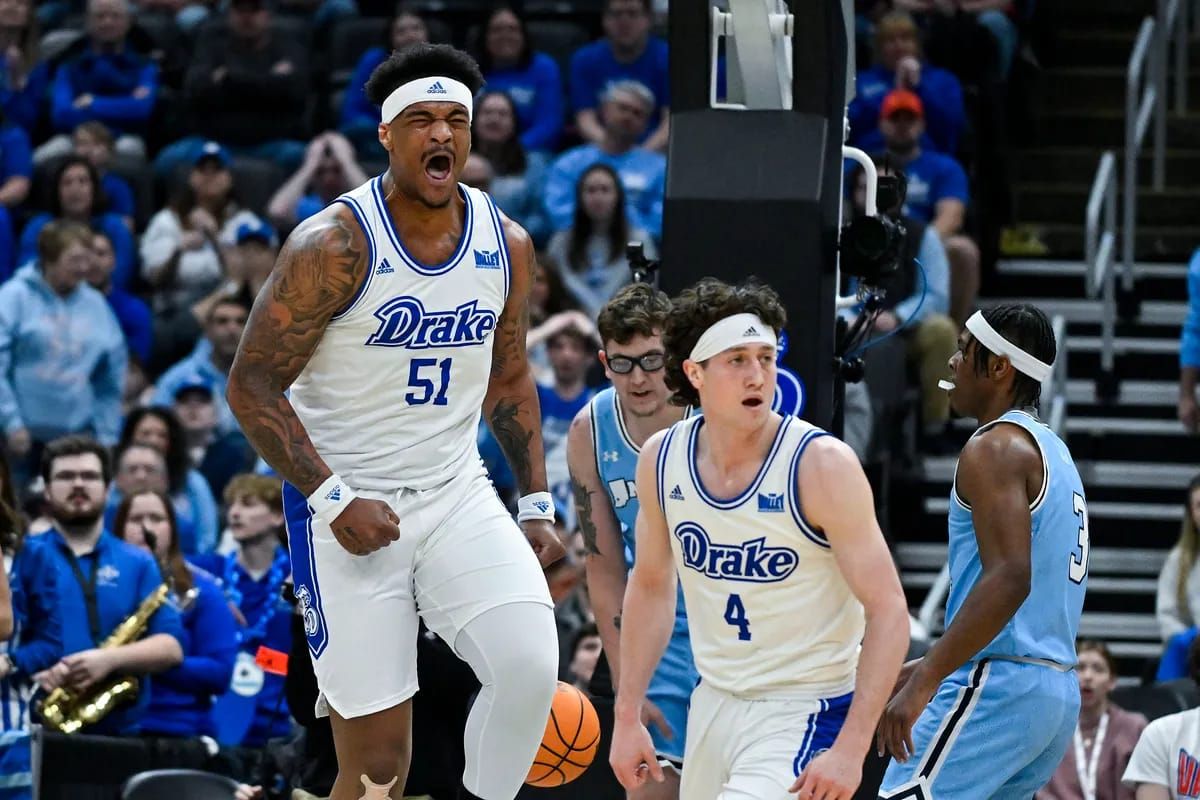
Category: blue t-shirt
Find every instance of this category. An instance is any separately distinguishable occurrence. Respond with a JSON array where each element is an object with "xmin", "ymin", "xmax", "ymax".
[
  {"xmin": 570, "ymin": 37, "xmax": 670, "ymax": 141},
  {"xmin": 538, "ymin": 382, "xmax": 597, "ymax": 520},
  {"xmin": 849, "ymin": 64, "xmax": 965, "ymax": 155},
  {"xmin": 0, "ymin": 124, "xmax": 31, "ymax": 187},
  {"xmin": 1183, "ymin": 248, "xmax": 1200, "ymax": 369},
  {"xmin": 140, "ymin": 565, "xmax": 238, "ymax": 738},
  {"xmin": 43, "ymin": 530, "xmax": 184, "ymax": 735},
  {"xmin": 101, "ymin": 172, "xmax": 135, "ymax": 220},
  {"xmin": 898, "ymin": 149, "xmax": 969, "ymax": 224},
  {"xmin": 106, "ymin": 287, "xmax": 153, "ymax": 365},
  {"xmin": 484, "ymin": 53, "xmax": 565, "ymax": 153},
  {"xmin": 295, "ymin": 193, "xmax": 326, "ymax": 224},
  {"xmin": 192, "ymin": 548, "xmax": 293, "ymax": 747}
]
